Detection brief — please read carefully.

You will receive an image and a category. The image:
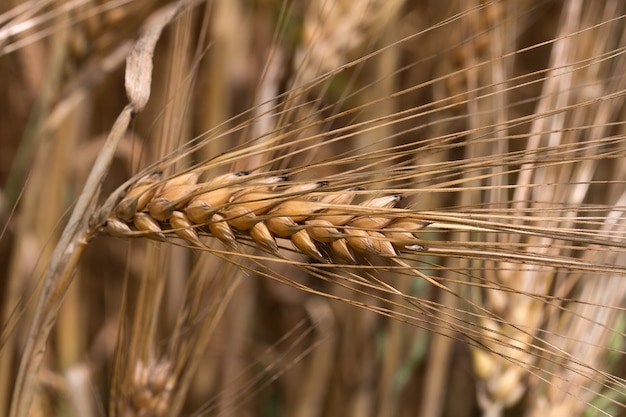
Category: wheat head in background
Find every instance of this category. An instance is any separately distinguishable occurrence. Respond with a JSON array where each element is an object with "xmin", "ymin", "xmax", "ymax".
[{"xmin": 0, "ymin": 1, "xmax": 625, "ymax": 417}]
